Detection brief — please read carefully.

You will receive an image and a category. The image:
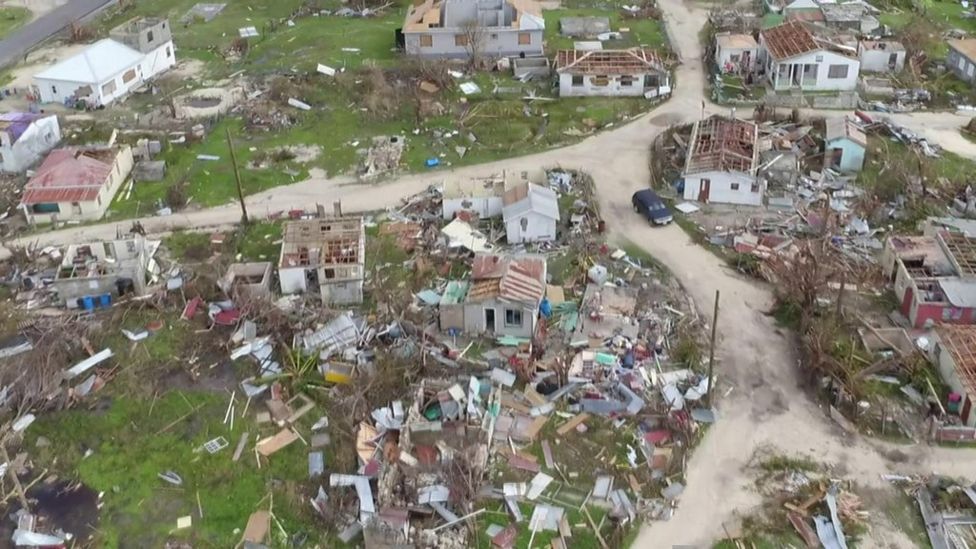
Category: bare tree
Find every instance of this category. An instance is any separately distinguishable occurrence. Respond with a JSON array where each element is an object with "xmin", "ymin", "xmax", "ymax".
[{"xmin": 460, "ymin": 19, "xmax": 487, "ymax": 69}]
